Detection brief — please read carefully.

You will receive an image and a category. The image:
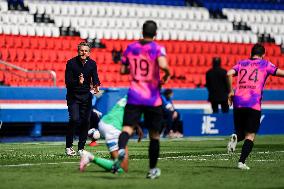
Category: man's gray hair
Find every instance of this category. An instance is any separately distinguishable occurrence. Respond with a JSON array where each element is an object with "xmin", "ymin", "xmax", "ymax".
[{"xmin": 77, "ymin": 42, "xmax": 91, "ymax": 51}]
